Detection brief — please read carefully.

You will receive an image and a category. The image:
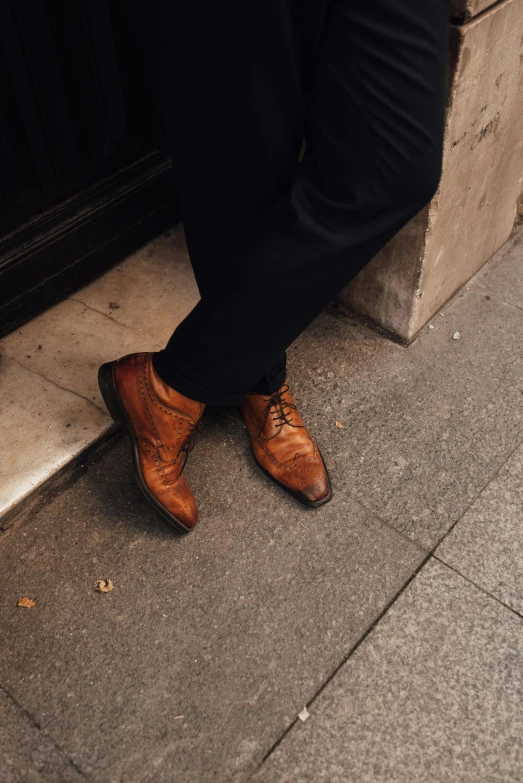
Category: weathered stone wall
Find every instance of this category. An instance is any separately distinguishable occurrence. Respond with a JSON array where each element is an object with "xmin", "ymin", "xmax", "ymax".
[{"xmin": 339, "ymin": 0, "xmax": 523, "ymax": 341}]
